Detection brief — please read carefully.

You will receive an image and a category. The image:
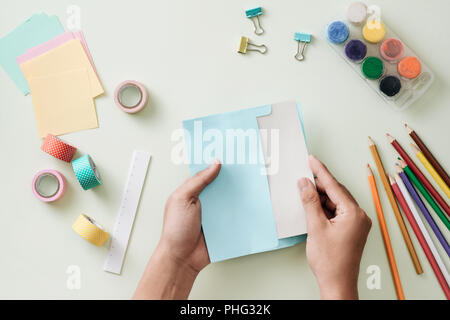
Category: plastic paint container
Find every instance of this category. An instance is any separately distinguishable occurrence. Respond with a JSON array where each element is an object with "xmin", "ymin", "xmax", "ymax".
[
  {"xmin": 380, "ymin": 38, "xmax": 404, "ymax": 62},
  {"xmin": 379, "ymin": 75, "xmax": 402, "ymax": 97},
  {"xmin": 361, "ymin": 56, "xmax": 384, "ymax": 79},
  {"xmin": 398, "ymin": 56, "xmax": 422, "ymax": 79},
  {"xmin": 325, "ymin": 2, "xmax": 434, "ymax": 110},
  {"xmin": 344, "ymin": 39, "xmax": 367, "ymax": 62},
  {"xmin": 363, "ymin": 20, "xmax": 386, "ymax": 43},
  {"xmin": 346, "ymin": 2, "xmax": 367, "ymax": 25},
  {"xmin": 327, "ymin": 21, "xmax": 350, "ymax": 44}
]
